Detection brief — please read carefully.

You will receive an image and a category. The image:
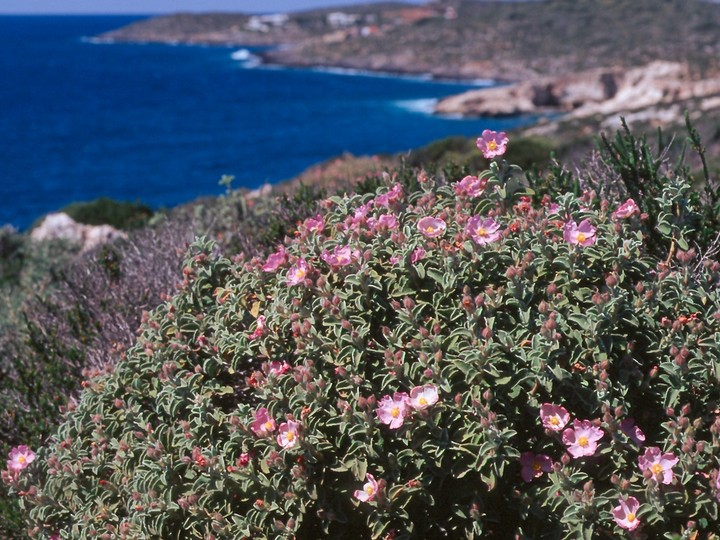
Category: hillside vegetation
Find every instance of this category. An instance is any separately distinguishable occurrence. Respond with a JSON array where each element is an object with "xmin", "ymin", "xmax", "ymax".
[{"xmin": 4, "ymin": 123, "xmax": 720, "ymax": 538}]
